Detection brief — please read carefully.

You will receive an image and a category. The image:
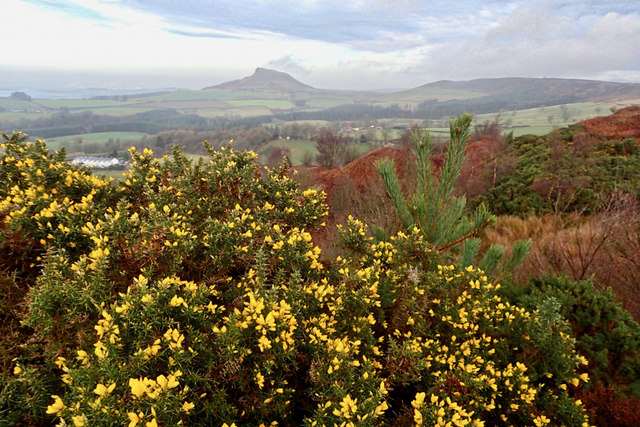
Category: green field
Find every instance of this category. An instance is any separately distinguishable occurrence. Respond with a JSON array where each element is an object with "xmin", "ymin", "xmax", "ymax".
[
  {"xmin": 260, "ymin": 139, "xmax": 317, "ymax": 164},
  {"xmin": 474, "ymin": 101, "xmax": 619, "ymax": 136},
  {"xmin": 78, "ymin": 107, "xmax": 161, "ymax": 116},
  {"xmin": 0, "ymin": 98, "xmax": 39, "ymax": 110},
  {"xmin": 48, "ymin": 131, "xmax": 147, "ymax": 144},
  {"xmin": 0, "ymin": 111, "xmax": 44, "ymax": 121},
  {"xmin": 36, "ymin": 99, "xmax": 130, "ymax": 109},
  {"xmin": 260, "ymin": 139, "xmax": 376, "ymax": 165},
  {"xmin": 135, "ymin": 90, "xmax": 282, "ymax": 103},
  {"xmin": 93, "ymin": 169, "xmax": 128, "ymax": 181},
  {"xmin": 227, "ymin": 99, "xmax": 294, "ymax": 109},
  {"xmin": 305, "ymin": 96, "xmax": 353, "ymax": 109}
]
